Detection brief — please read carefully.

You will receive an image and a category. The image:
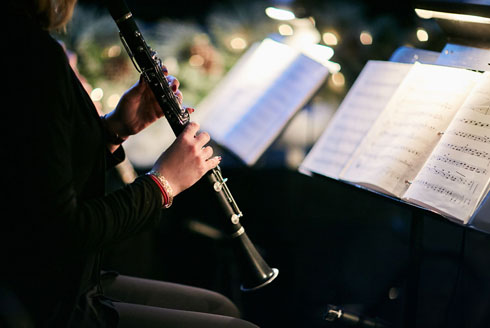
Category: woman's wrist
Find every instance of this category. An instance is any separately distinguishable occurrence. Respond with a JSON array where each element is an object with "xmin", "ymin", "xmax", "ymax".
[
  {"xmin": 146, "ymin": 171, "xmax": 174, "ymax": 208},
  {"xmin": 100, "ymin": 114, "xmax": 129, "ymax": 145}
]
